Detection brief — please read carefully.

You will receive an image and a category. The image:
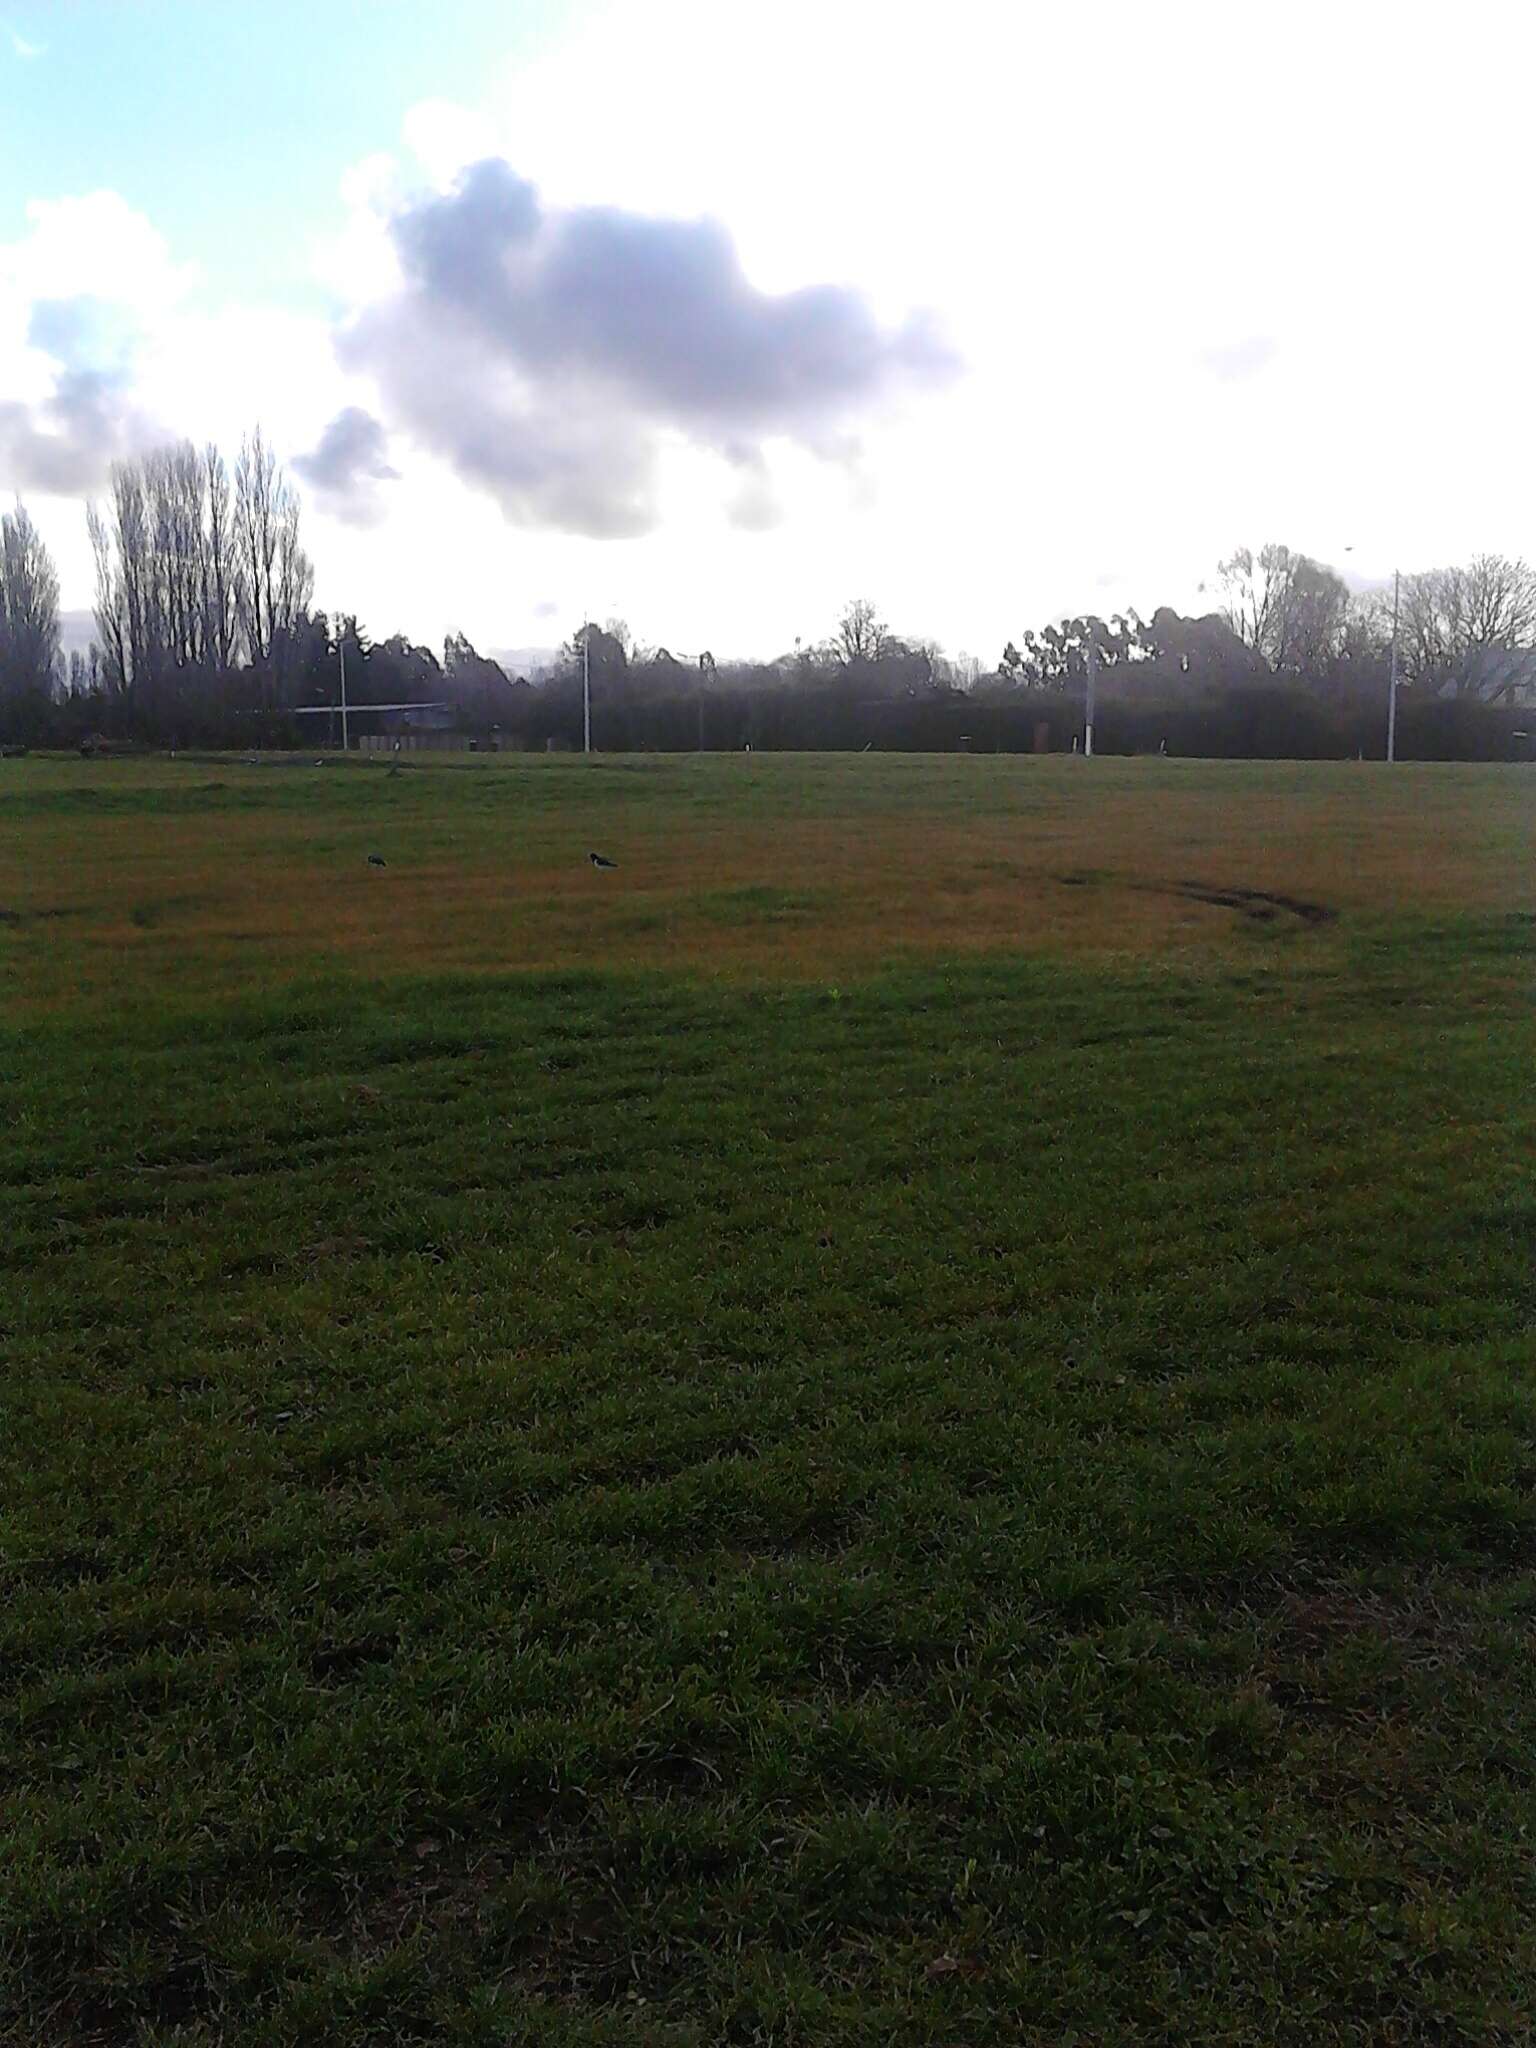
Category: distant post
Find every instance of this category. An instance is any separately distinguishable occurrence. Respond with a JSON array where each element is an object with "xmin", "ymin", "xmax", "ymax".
[
  {"xmin": 583, "ymin": 624, "xmax": 592, "ymax": 755},
  {"xmin": 1084, "ymin": 637, "xmax": 1096, "ymax": 758},
  {"xmin": 1386, "ymin": 568, "xmax": 1400, "ymax": 764},
  {"xmin": 339, "ymin": 625, "xmax": 350, "ymax": 753}
]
